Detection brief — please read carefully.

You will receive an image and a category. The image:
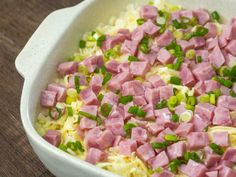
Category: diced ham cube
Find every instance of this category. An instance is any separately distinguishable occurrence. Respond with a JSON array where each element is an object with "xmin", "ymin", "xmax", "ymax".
[
  {"xmin": 222, "ymin": 148, "xmax": 236, "ymax": 163},
  {"xmin": 156, "ymin": 30, "xmax": 174, "ymax": 47},
  {"xmin": 151, "ymin": 171, "xmax": 174, "ymax": 177},
  {"xmin": 148, "ymin": 75, "xmax": 166, "ymax": 88},
  {"xmin": 86, "ymin": 127, "xmax": 103, "ymax": 148},
  {"xmin": 175, "ymin": 123, "xmax": 193, "ymax": 138},
  {"xmin": 195, "ymin": 103, "xmax": 216, "ymax": 121},
  {"xmin": 221, "ymin": 86, "xmax": 231, "ymax": 96},
  {"xmin": 212, "ymin": 107, "xmax": 232, "ymax": 126},
  {"xmin": 148, "ymin": 151, "xmax": 169, "ymax": 169},
  {"xmin": 193, "ymin": 9, "xmax": 210, "ymax": 25},
  {"xmin": 218, "ymin": 166, "xmax": 236, "ymax": 177},
  {"xmin": 220, "ymin": 24, "xmax": 236, "ymax": 41},
  {"xmin": 118, "ymin": 28, "xmax": 131, "ymax": 39},
  {"xmin": 119, "ymin": 139, "xmax": 137, "ymax": 156},
  {"xmin": 205, "ymin": 153, "xmax": 221, "ymax": 168},
  {"xmin": 180, "ymin": 10, "xmax": 194, "ymax": 19},
  {"xmin": 155, "ymin": 108, "xmax": 171, "ymax": 120},
  {"xmin": 105, "ymin": 60, "xmax": 119, "ymax": 73},
  {"xmin": 194, "ymin": 81, "xmax": 206, "ymax": 96},
  {"xmin": 174, "ymin": 104, "xmax": 187, "ymax": 116},
  {"xmin": 90, "ymin": 75, "xmax": 103, "ymax": 94},
  {"xmin": 81, "ymin": 55, "xmax": 104, "ymax": 73},
  {"xmin": 40, "ymin": 90, "xmax": 57, "ymax": 108},
  {"xmin": 217, "ymin": 95, "xmax": 236, "ymax": 111},
  {"xmin": 157, "ymin": 128, "xmax": 175, "ymax": 142},
  {"xmin": 205, "ymin": 22, "xmax": 217, "ymax": 38},
  {"xmin": 96, "ymin": 130, "xmax": 115, "ymax": 150},
  {"xmin": 133, "ymin": 96, "xmax": 147, "ymax": 106},
  {"xmin": 105, "ymin": 118, "xmax": 124, "ymax": 136},
  {"xmin": 177, "ymin": 39, "xmax": 194, "ymax": 52},
  {"xmin": 47, "ymin": 83, "xmax": 66, "ymax": 102},
  {"xmin": 159, "ymin": 85, "xmax": 173, "ymax": 100},
  {"xmin": 107, "ymin": 71, "xmax": 133, "ymax": 92},
  {"xmin": 192, "ymin": 114, "xmax": 210, "ymax": 132},
  {"xmin": 208, "ymin": 44, "xmax": 225, "ymax": 68},
  {"xmin": 121, "ymin": 80, "xmax": 144, "ymax": 96},
  {"xmin": 131, "ymin": 26, "xmax": 145, "ymax": 43},
  {"xmin": 167, "ymin": 141, "xmax": 186, "ymax": 160},
  {"xmin": 140, "ymin": 5, "xmax": 158, "ymax": 20},
  {"xmin": 123, "ymin": 102, "xmax": 134, "ymax": 120},
  {"xmin": 204, "ymin": 80, "xmax": 220, "ymax": 92},
  {"xmin": 141, "ymin": 20, "xmax": 160, "ymax": 35},
  {"xmin": 101, "ymin": 92, "xmax": 119, "ymax": 105},
  {"xmin": 196, "ymin": 49, "xmax": 209, "ymax": 62},
  {"xmin": 206, "ymin": 171, "xmax": 218, "ymax": 177},
  {"xmin": 179, "ymin": 160, "xmax": 207, "ymax": 177},
  {"xmin": 137, "ymin": 49, "xmax": 158, "ymax": 65},
  {"xmin": 129, "ymin": 117, "xmax": 148, "ymax": 128},
  {"xmin": 180, "ymin": 64, "xmax": 196, "ymax": 87},
  {"xmin": 192, "ymin": 62, "xmax": 215, "ymax": 81},
  {"xmin": 190, "ymin": 37, "xmax": 206, "ymax": 49},
  {"xmin": 80, "ymin": 104, "xmax": 98, "ymax": 116},
  {"xmin": 206, "ymin": 37, "xmax": 218, "ymax": 50},
  {"xmin": 86, "ymin": 148, "xmax": 106, "ymax": 164},
  {"xmin": 144, "ymin": 88, "xmax": 160, "ymax": 104},
  {"xmin": 187, "ymin": 132, "xmax": 209, "ymax": 150},
  {"xmin": 79, "ymin": 117, "xmax": 97, "ymax": 130},
  {"xmin": 131, "ymin": 127, "xmax": 148, "ymax": 143},
  {"xmin": 148, "ymin": 123, "xmax": 165, "ymax": 135},
  {"xmin": 142, "ymin": 103, "xmax": 155, "ymax": 120},
  {"xmin": 102, "ymin": 34, "xmax": 126, "ymax": 51},
  {"xmin": 68, "ymin": 73, "xmax": 87, "ymax": 88},
  {"xmin": 43, "ymin": 130, "xmax": 61, "ymax": 147},
  {"xmin": 57, "ymin": 61, "xmax": 78, "ymax": 76},
  {"xmin": 108, "ymin": 106, "xmax": 124, "ymax": 119},
  {"xmin": 157, "ymin": 48, "xmax": 173, "ymax": 64},
  {"xmin": 113, "ymin": 136, "xmax": 124, "ymax": 147},
  {"xmin": 212, "ymin": 131, "xmax": 229, "ymax": 147},
  {"xmin": 118, "ymin": 62, "xmax": 130, "ymax": 72},
  {"xmin": 136, "ymin": 143, "xmax": 155, "ymax": 162},
  {"xmin": 120, "ymin": 40, "xmax": 139, "ymax": 56},
  {"xmin": 80, "ymin": 87, "xmax": 99, "ymax": 105},
  {"xmin": 225, "ymin": 40, "xmax": 236, "ymax": 55},
  {"xmin": 130, "ymin": 61, "xmax": 151, "ymax": 77}
]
